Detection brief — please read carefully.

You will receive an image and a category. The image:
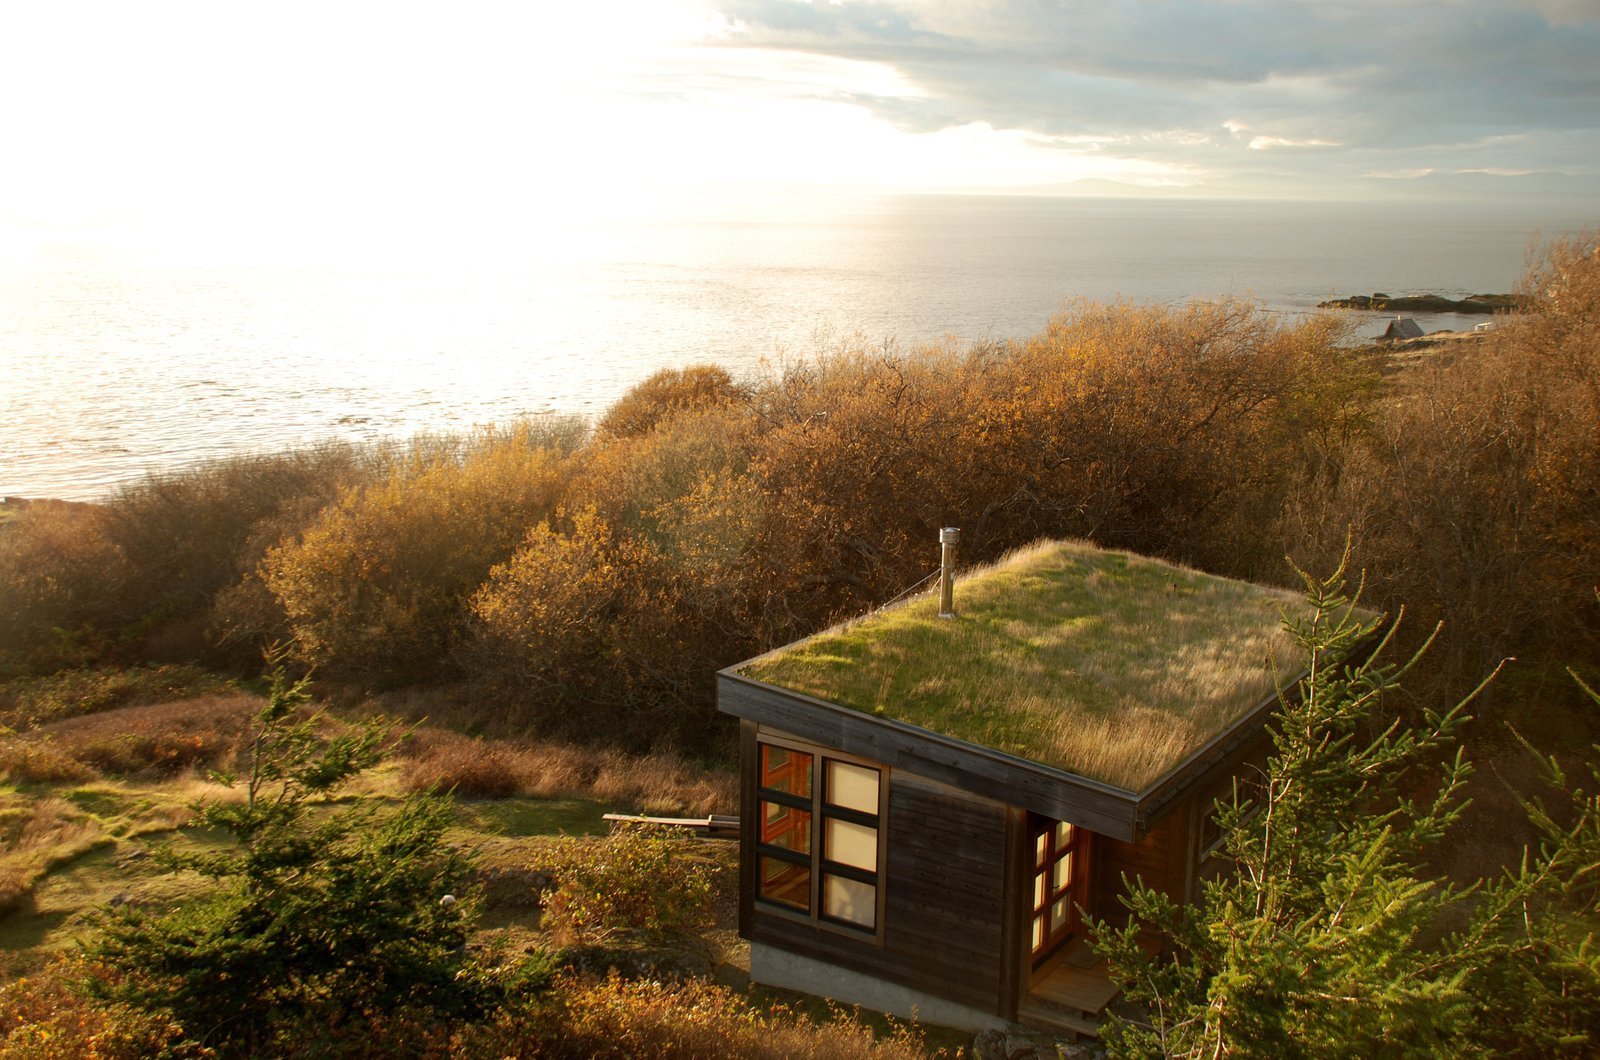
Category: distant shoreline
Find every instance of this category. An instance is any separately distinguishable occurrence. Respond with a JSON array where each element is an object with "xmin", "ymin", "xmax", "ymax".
[{"xmin": 1318, "ymin": 292, "xmax": 1517, "ymax": 314}]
